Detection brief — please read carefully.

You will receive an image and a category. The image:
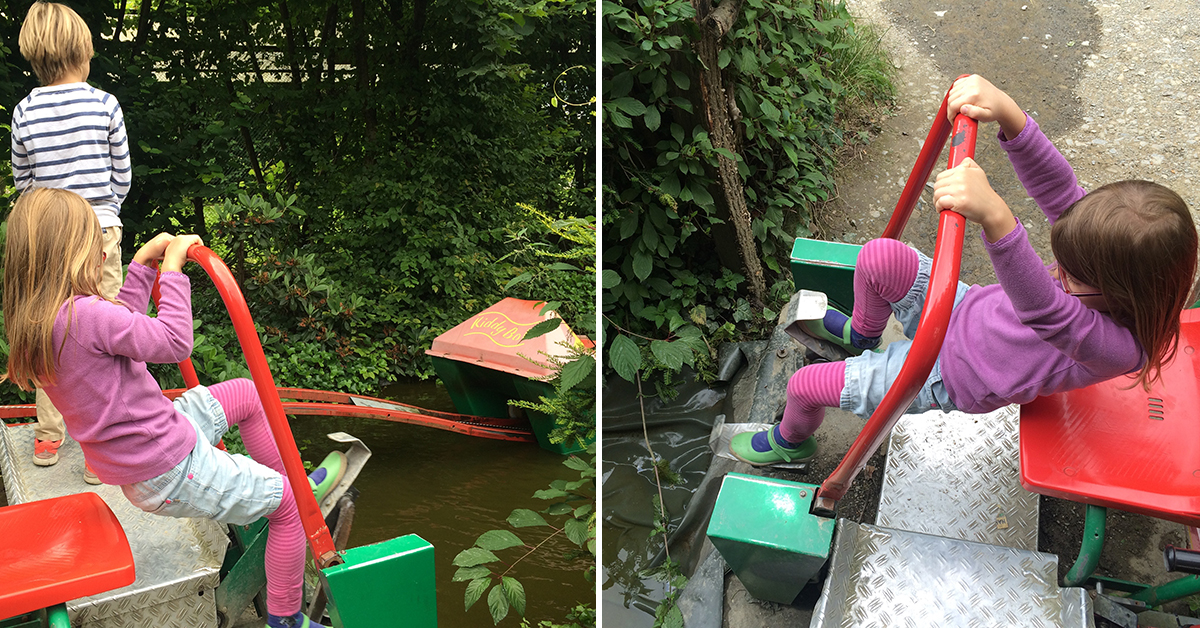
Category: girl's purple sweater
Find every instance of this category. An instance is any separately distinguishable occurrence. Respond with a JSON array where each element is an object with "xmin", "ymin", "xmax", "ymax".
[
  {"xmin": 939, "ymin": 115, "xmax": 1144, "ymax": 414},
  {"xmin": 44, "ymin": 261, "xmax": 198, "ymax": 485}
]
